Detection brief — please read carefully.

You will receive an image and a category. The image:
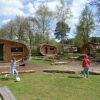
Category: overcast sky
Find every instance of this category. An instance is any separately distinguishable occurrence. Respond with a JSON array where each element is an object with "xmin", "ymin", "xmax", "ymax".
[{"xmin": 0, "ymin": 0, "xmax": 90, "ymax": 38}]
